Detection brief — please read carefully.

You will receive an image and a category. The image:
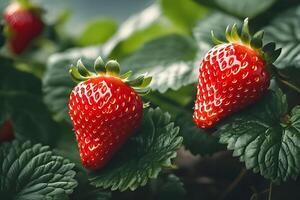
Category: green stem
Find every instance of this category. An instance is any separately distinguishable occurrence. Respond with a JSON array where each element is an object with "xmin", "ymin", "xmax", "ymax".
[
  {"xmin": 272, "ymin": 65, "xmax": 300, "ymax": 94},
  {"xmin": 278, "ymin": 78, "xmax": 300, "ymax": 94},
  {"xmin": 268, "ymin": 182, "xmax": 273, "ymax": 200}
]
